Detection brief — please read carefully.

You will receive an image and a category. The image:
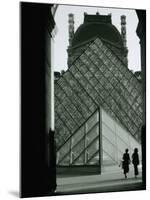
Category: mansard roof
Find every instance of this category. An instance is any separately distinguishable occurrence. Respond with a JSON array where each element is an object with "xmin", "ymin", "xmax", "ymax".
[{"xmin": 72, "ymin": 14, "xmax": 124, "ymax": 48}]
